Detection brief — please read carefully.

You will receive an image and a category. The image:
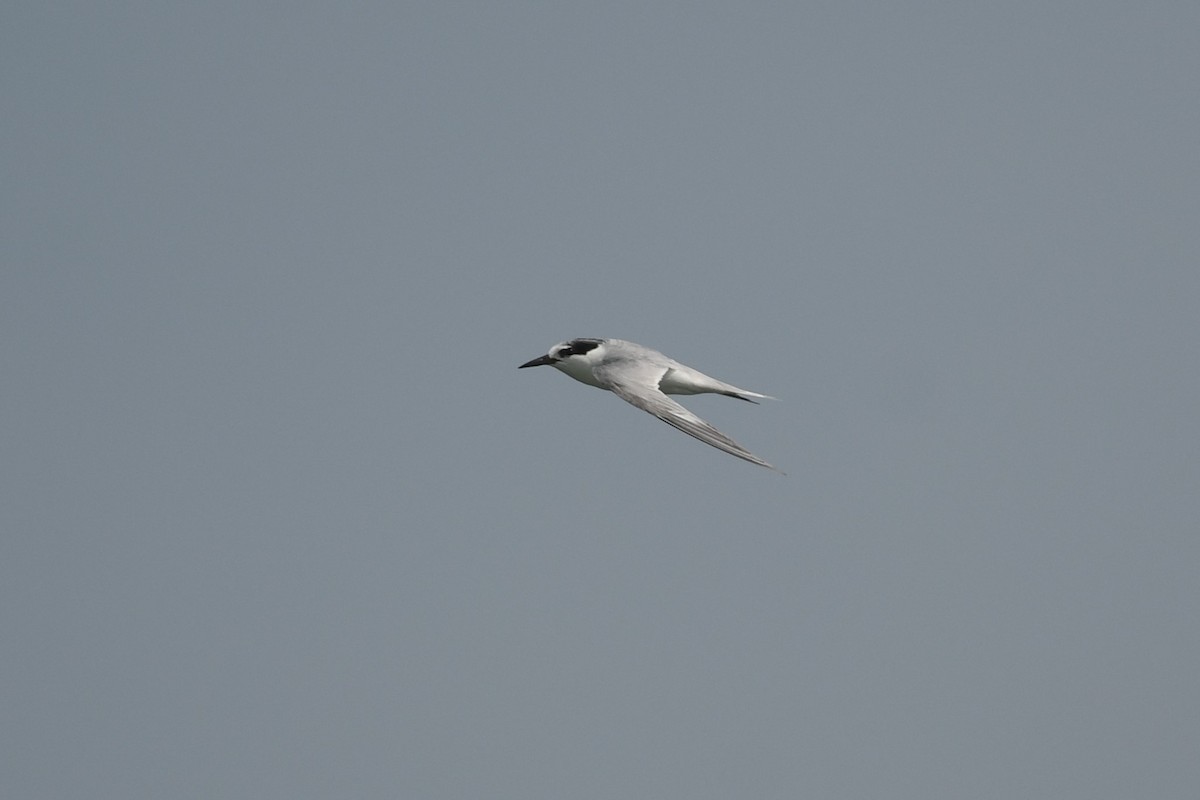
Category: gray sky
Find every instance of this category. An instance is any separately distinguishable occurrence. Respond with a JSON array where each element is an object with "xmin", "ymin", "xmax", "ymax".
[{"xmin": 3, "ymin": 2, "xmax": 1198, "ymax": 798}]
